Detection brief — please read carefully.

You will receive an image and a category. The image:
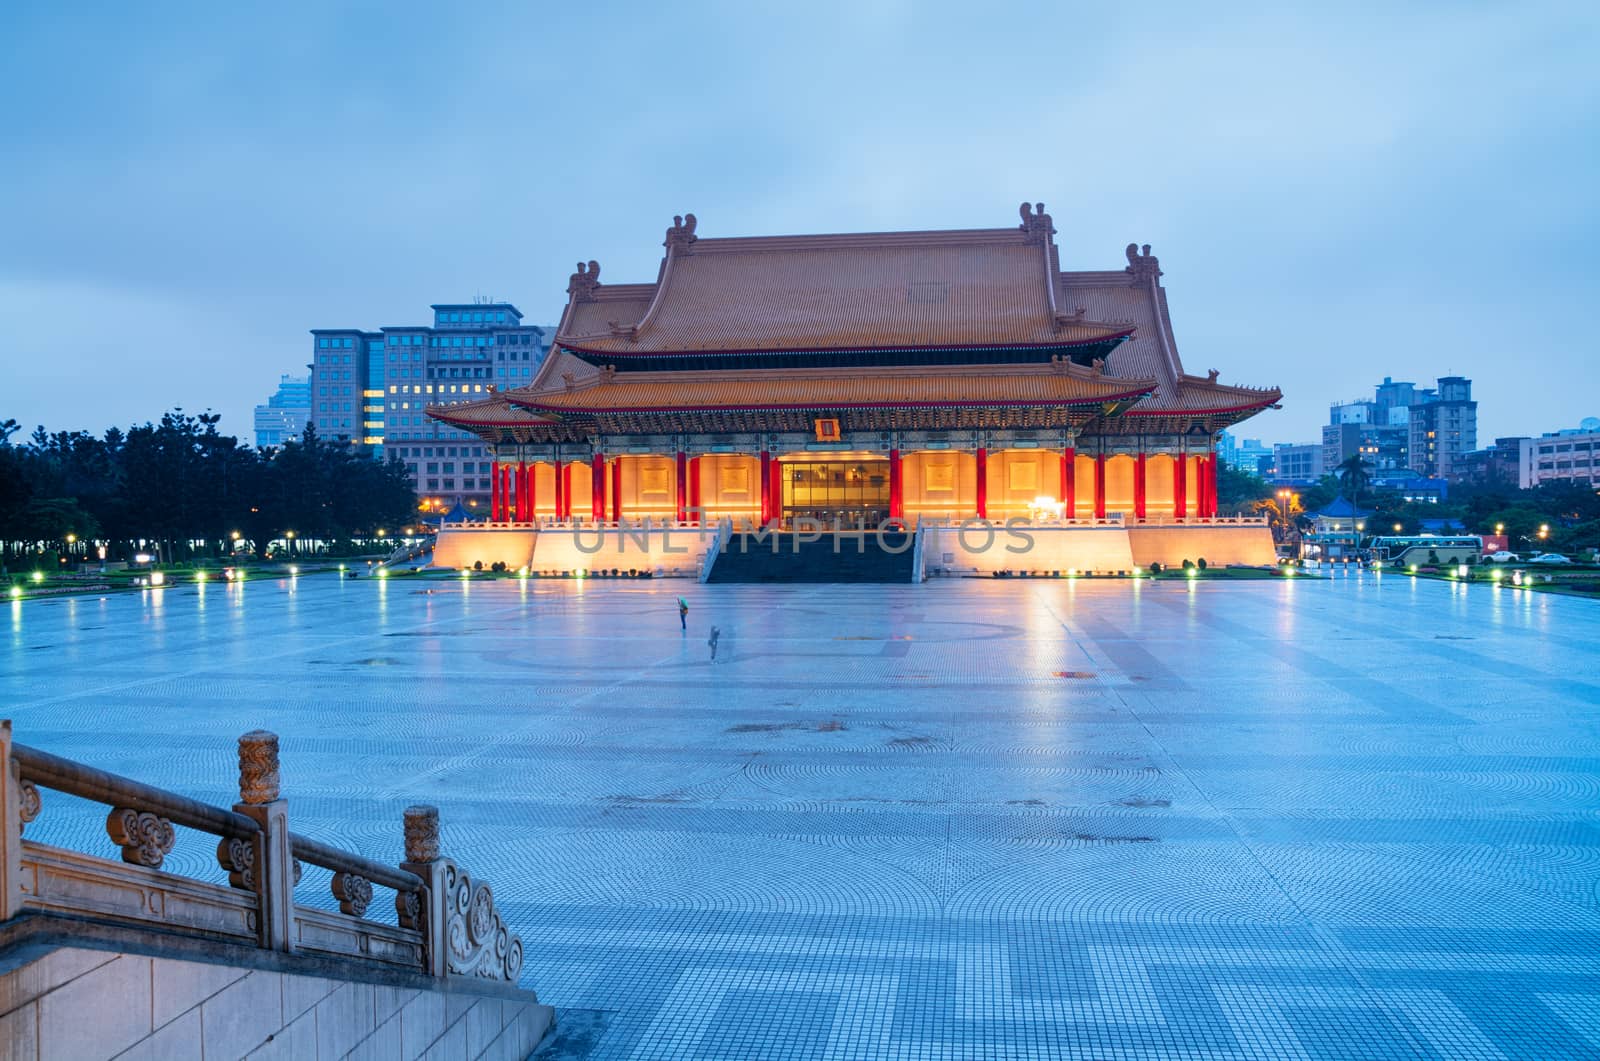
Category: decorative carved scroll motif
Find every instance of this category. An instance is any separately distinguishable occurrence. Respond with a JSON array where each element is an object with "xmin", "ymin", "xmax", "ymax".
[
  {"xmin": 397, "ymin": 887, "xmax": 424, "ymax": 930},
  {"xmin": 332, "ymin": 871, "xmax": 373, "ymax": 918},
  {"xmin": 18, "ymin": 779, "xmax": 41, "ymax": 833},
  {"xmin": 106, "ymin": 808, "xmax": 176, "ymax": 869},
  {"xmin": 443, "ymin": 861, "xmax": 523, "ymax": 981},
  {"xmin": 567, "ymin": 260, "xmax": 602, "ymax": 301},
  {"xmin": 217, "ymin": 837, "xmax": 254, "ymax": 889}
]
